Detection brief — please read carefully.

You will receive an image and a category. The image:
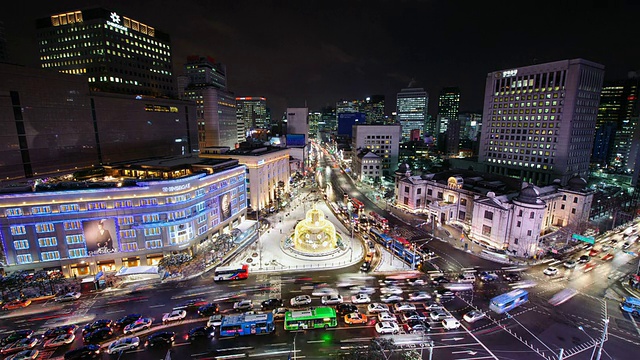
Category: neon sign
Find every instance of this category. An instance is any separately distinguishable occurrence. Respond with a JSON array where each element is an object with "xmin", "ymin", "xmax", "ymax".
[
  {"xmin": 502, "ymin": 69, "xmax": 518, "ymax": 78},
  {"xmin": 162, "ymin": 183, "xmax": 191, "ymax": 192}
]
